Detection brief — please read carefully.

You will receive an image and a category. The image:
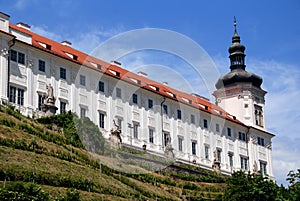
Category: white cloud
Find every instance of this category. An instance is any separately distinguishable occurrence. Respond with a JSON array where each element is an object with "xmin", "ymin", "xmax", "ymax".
[{"xmin": 31, "ymin": 25, "xmax": 62, "ymax": 42}]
